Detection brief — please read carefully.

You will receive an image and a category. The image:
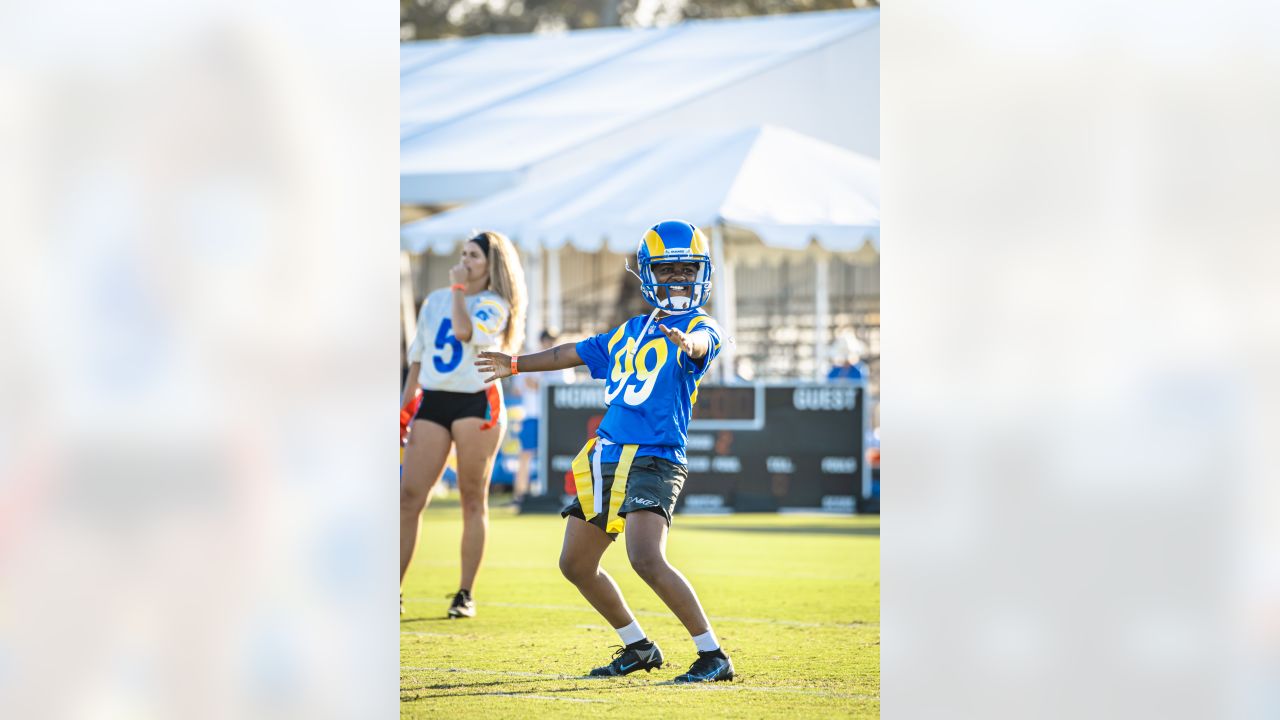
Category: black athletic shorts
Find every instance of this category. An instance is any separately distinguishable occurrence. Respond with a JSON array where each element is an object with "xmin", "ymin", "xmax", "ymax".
[
  {"xmin": 413, "ymin": 386, "xmax": 504, "ymax": 431},
  {"xmin": 561, "ymin": 438, "xmax": 687, "ymax": 539}
]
